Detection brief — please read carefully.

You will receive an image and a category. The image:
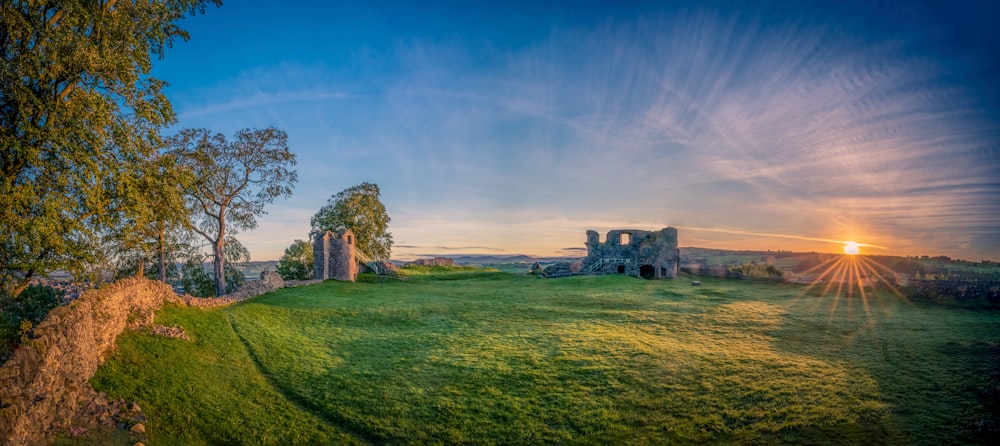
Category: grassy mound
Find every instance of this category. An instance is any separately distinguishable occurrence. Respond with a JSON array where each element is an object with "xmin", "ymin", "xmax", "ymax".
[{"xmin": 92, "ymin": 270, "xmax": 1000, "ymax": 445}]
